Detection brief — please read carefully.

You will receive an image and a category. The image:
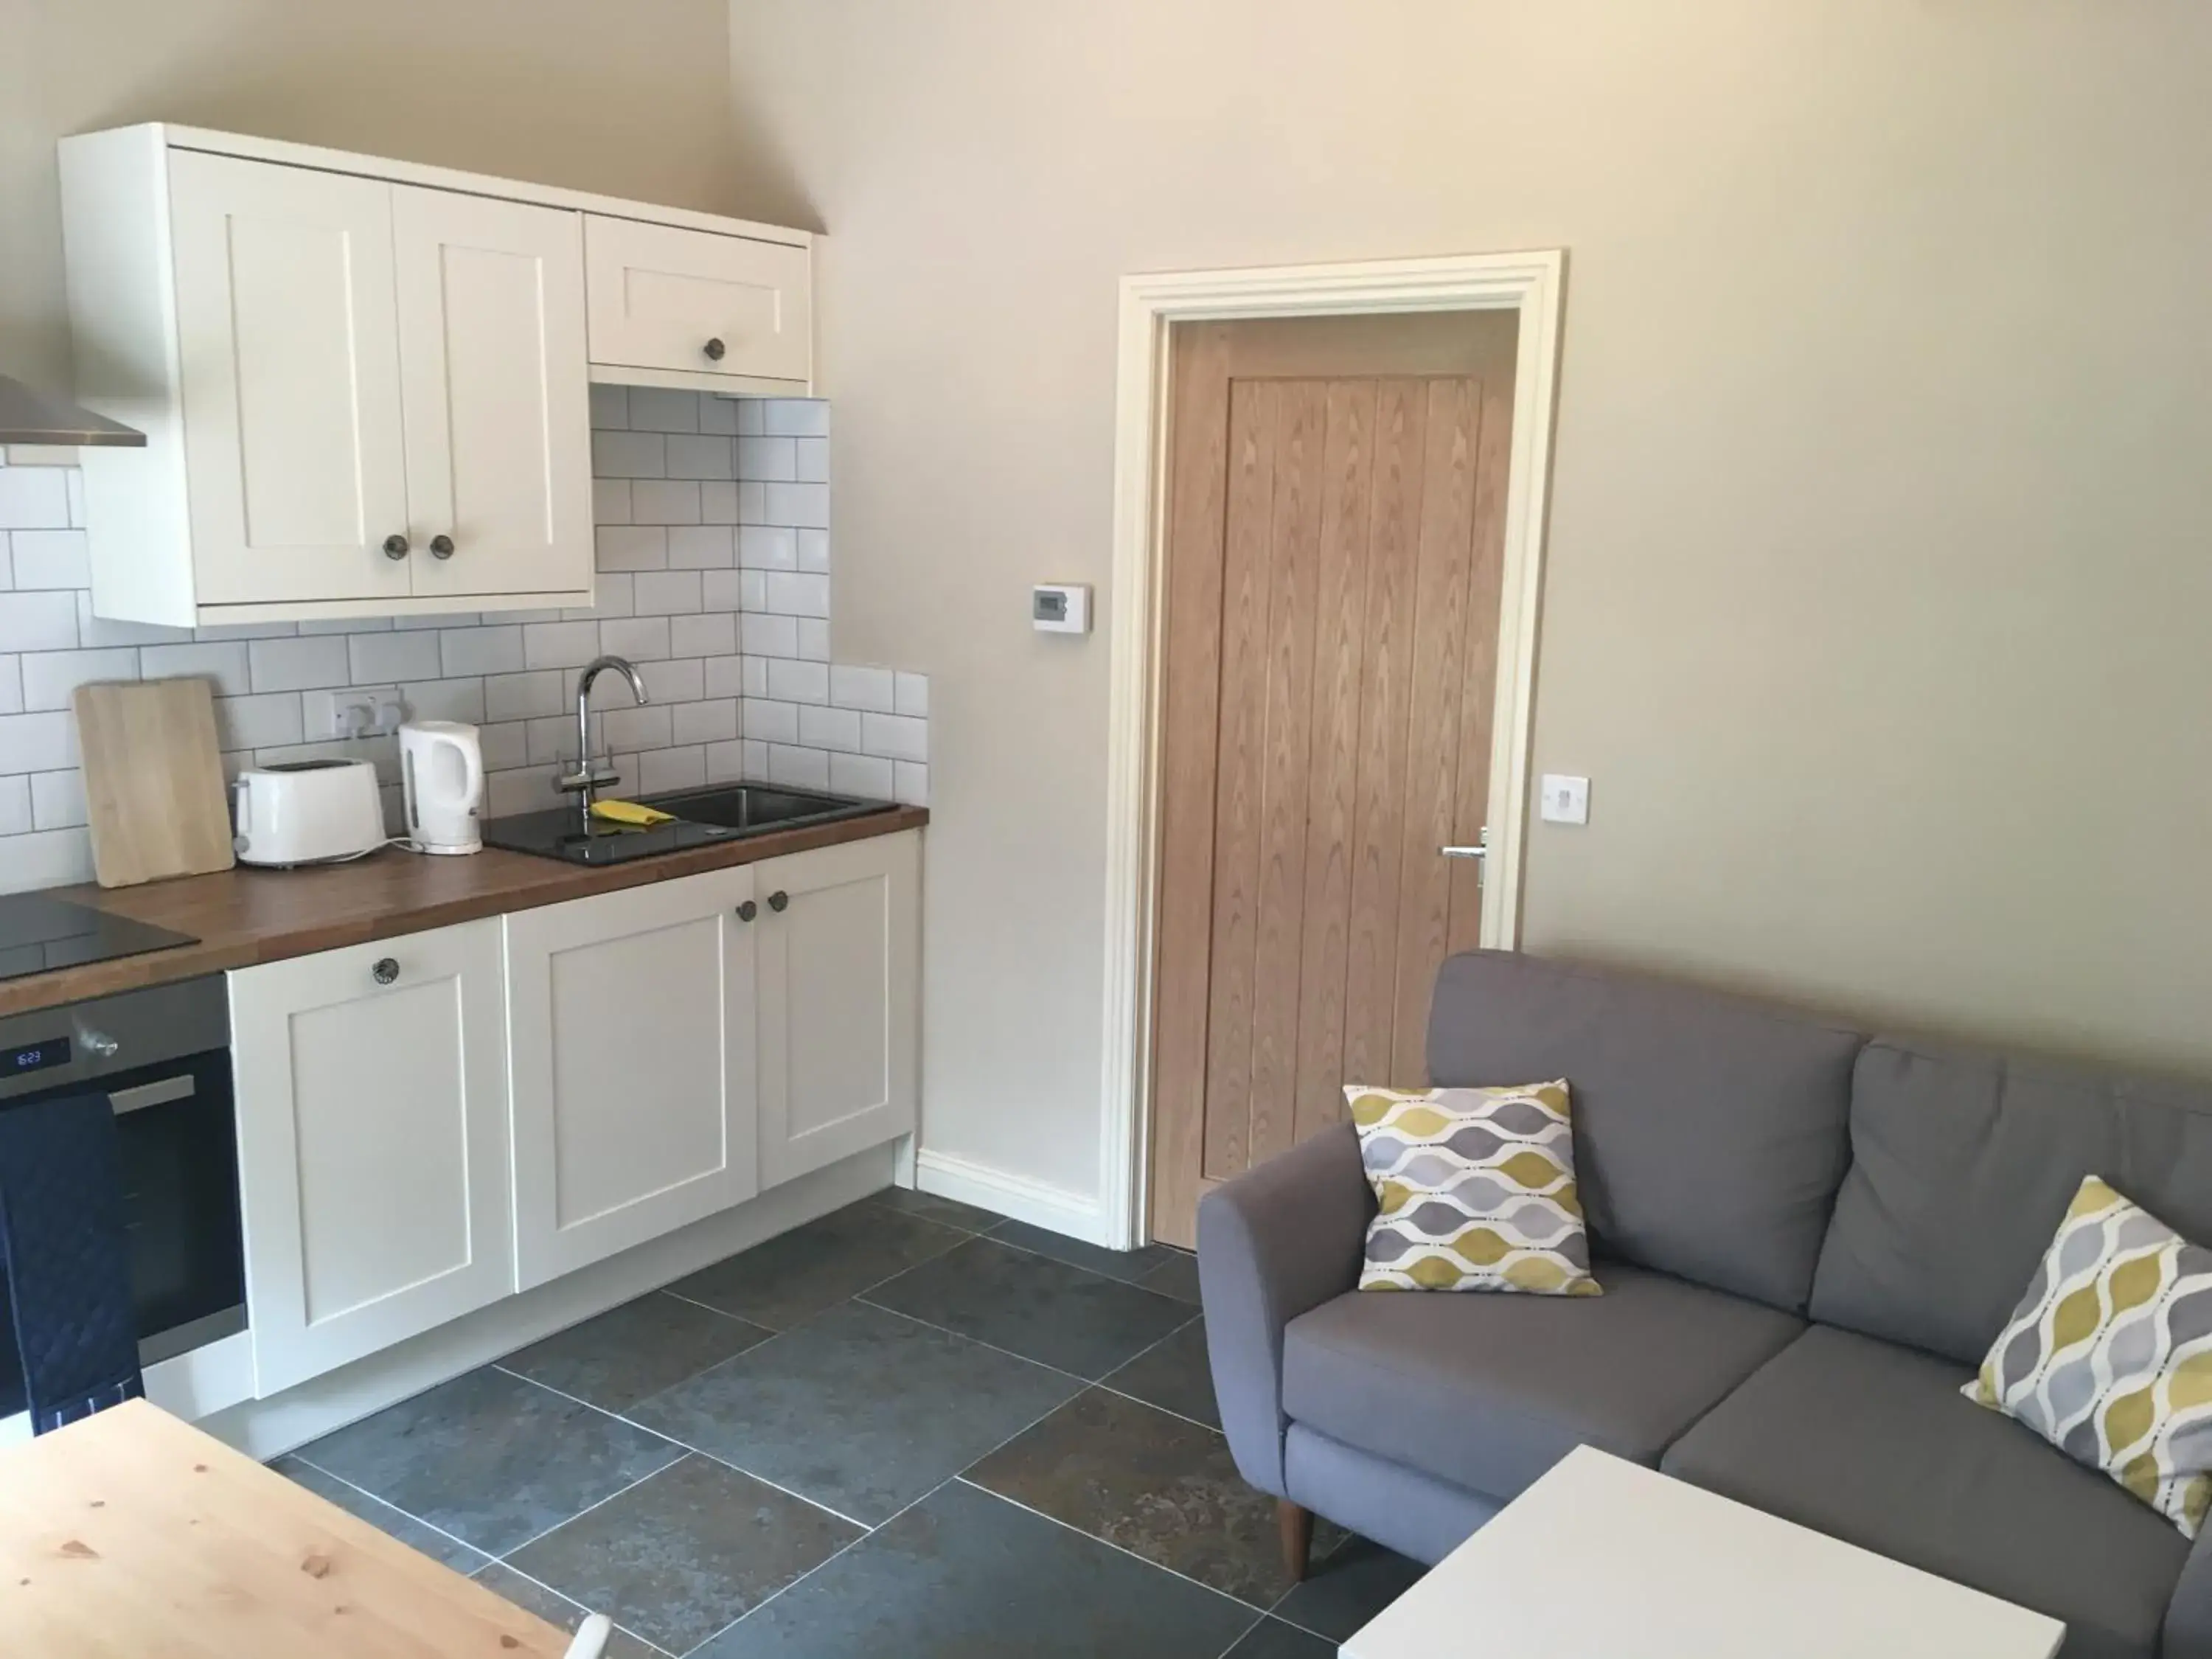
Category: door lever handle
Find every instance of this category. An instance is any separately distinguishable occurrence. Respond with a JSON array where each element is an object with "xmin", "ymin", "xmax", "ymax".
[{"xmin": 1440, "ymin": 845, "xmax": 1488, "ymax": 860}]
